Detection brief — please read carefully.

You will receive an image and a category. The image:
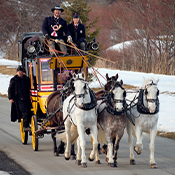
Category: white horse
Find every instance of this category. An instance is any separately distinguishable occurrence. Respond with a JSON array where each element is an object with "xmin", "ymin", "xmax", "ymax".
[
  {"xmin": 62, "ymin": 72, "xmax": 99, "ymax": 168},
  {"xmin": 126, "ymin": 77, "xmax": 159, "ymax": 168}
]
